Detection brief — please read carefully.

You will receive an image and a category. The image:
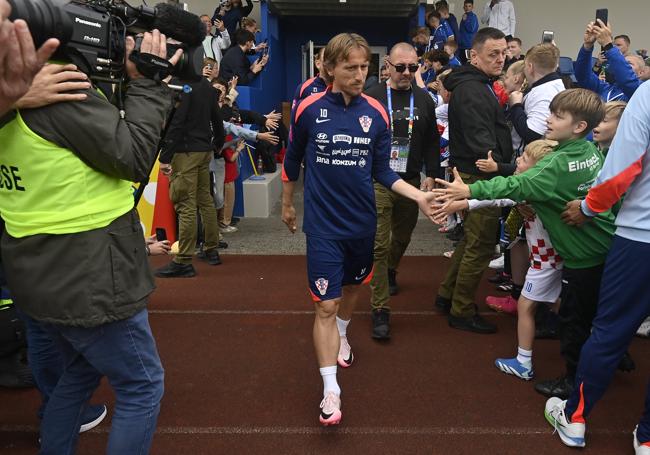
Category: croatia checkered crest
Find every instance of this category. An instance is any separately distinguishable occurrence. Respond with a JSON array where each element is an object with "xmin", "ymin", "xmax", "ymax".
[
  {"xmin": 315, "ymin": 278, "xmax": 329, "ymax": 295},
  {"xmin": 359, "ymin": 115, "xmax": 372, "ymax": 133}
]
